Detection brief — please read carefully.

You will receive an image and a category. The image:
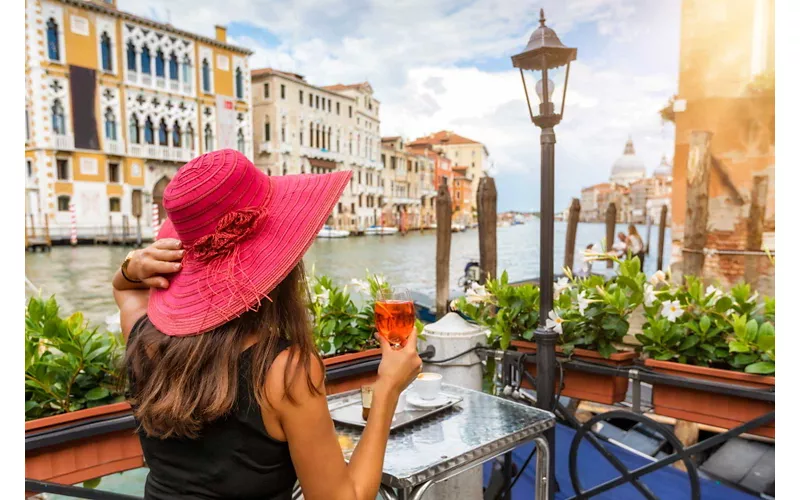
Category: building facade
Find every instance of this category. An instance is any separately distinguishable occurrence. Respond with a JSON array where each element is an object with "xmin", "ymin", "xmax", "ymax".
[
  {"xmin": 25, "ymin": 0, "xmax": 252, "ymax": 240},
  {"xmin": 669, "ymin": 0, "xmax": 774, "ymax": 294},
  {"xmin": 250, "ymin": 69, "xmax": 383, "ymax": 231},
  {"xmin": 380, "ymin": 137, "xmax": 437, "ymax": 230}
]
